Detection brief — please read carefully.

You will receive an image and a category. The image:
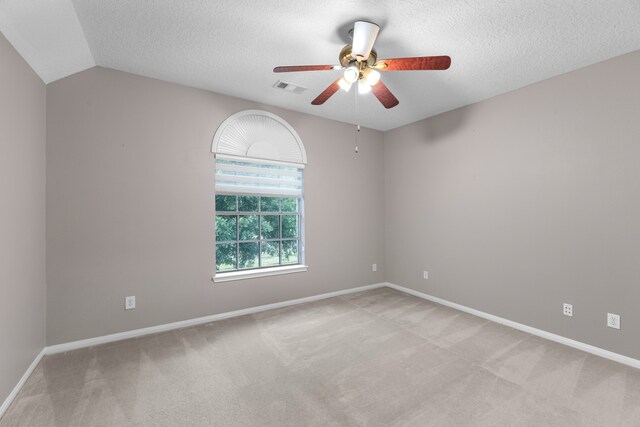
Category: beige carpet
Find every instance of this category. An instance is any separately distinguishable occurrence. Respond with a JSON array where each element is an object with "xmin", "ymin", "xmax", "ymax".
[{"xmin": 3, "ymin": 287, "xmax": 640, "ymax": 426}]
